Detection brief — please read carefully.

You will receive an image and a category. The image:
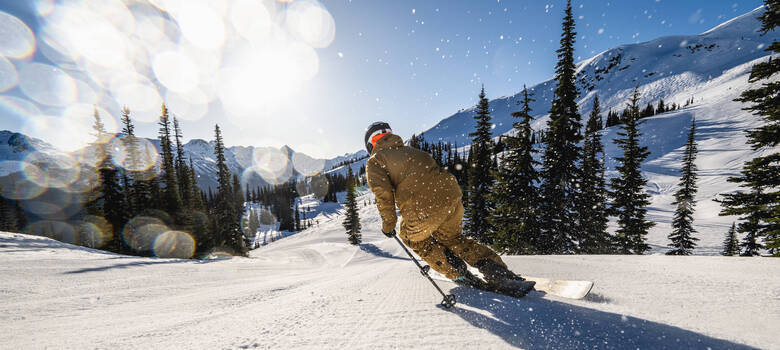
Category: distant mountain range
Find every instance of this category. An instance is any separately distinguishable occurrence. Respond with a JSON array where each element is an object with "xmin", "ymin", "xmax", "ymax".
[{"xmin": 0, "ymin": 130, "xmax": 368, "ymax": 192}]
